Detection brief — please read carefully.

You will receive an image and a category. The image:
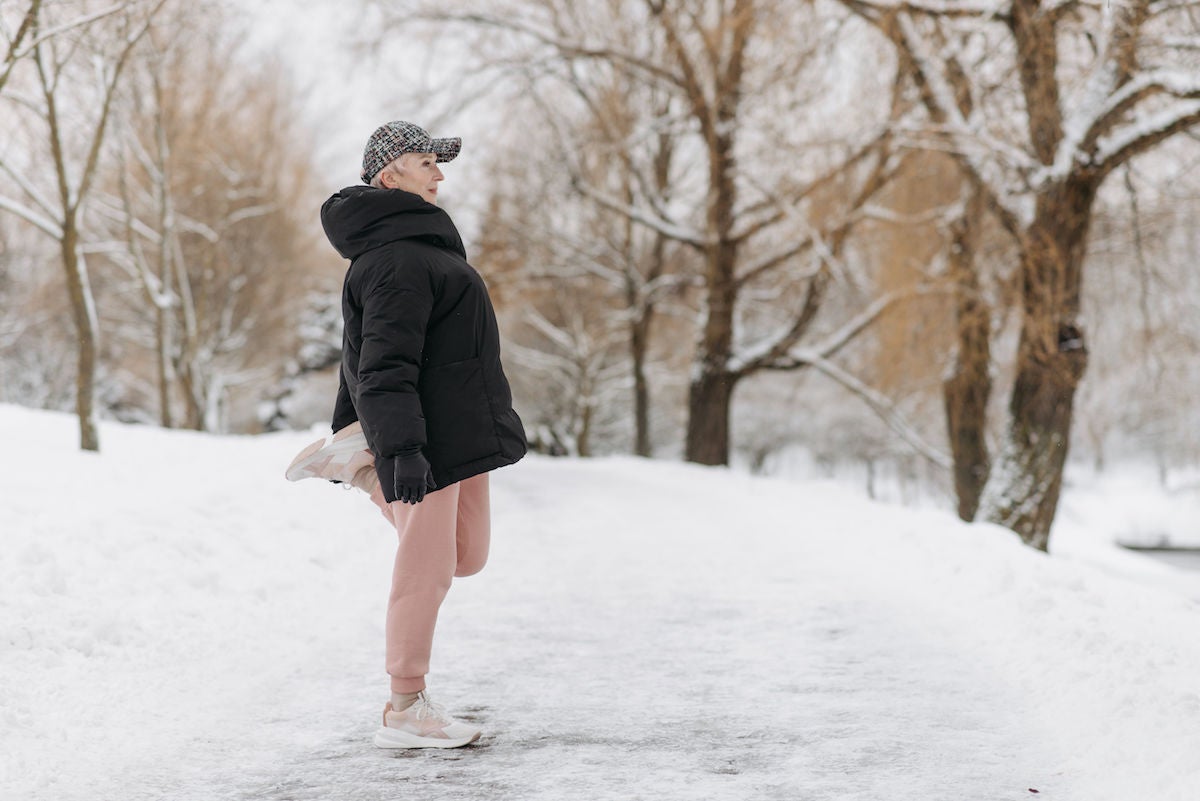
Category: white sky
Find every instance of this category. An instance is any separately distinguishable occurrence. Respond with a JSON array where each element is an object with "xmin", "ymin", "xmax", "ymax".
[
  {"xmin": 239, "ymin": 0, "xmax": 384, "ymax": 183},
  {"xmin": 239, "ymin": 0, "xmax": 493, "ymax": 237}
]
